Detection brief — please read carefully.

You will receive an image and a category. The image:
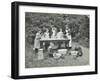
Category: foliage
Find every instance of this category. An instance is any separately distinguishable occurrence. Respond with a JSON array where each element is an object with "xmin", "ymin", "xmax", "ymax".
[{"xmin": 25, "ymin": 12, "xmax": 89, "ymax": 47}]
